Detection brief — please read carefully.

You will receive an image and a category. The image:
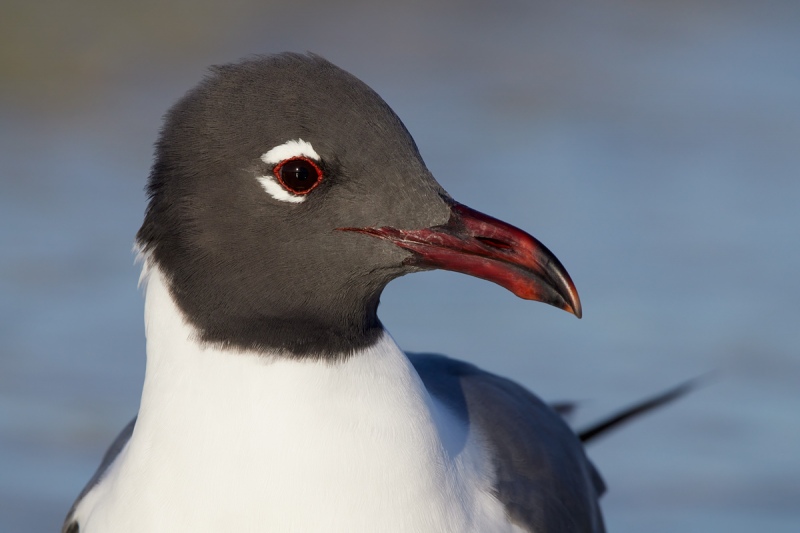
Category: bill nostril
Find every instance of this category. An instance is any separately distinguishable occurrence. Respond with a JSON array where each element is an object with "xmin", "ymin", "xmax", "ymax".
[{"xmin": 475, "ymin": 236, "xmax": 513, "ymax": 251}]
